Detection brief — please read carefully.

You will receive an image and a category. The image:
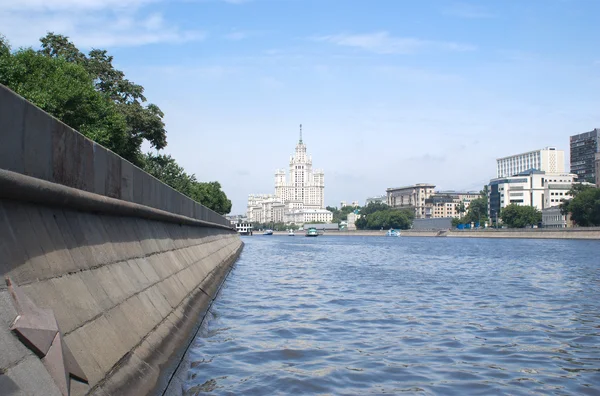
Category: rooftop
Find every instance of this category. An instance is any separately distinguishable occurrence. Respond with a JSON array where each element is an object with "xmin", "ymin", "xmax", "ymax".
[{"xmin": 386, "ymin": 183, "xmax": 435, "ymax": 192}]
